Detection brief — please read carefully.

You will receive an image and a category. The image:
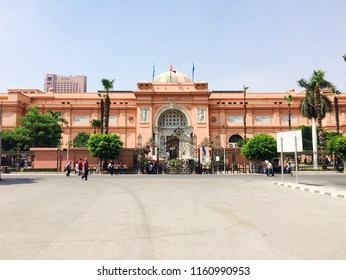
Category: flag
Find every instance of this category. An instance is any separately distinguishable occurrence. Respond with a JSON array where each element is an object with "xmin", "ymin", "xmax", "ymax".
[
  {"xmin": 202, "ymin": 145, "xmax": 206, "ymax": 155},
  {"xmin": 152, "ymin": 62, "xmax": 155, "ymax": 82},
  {"xmin": 192, "ymin": 61, "xmax": 195, "ymax": 82},
  {"xmin": 170, "ymin": 64, "xmax": 176, "ymax": 73}
]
